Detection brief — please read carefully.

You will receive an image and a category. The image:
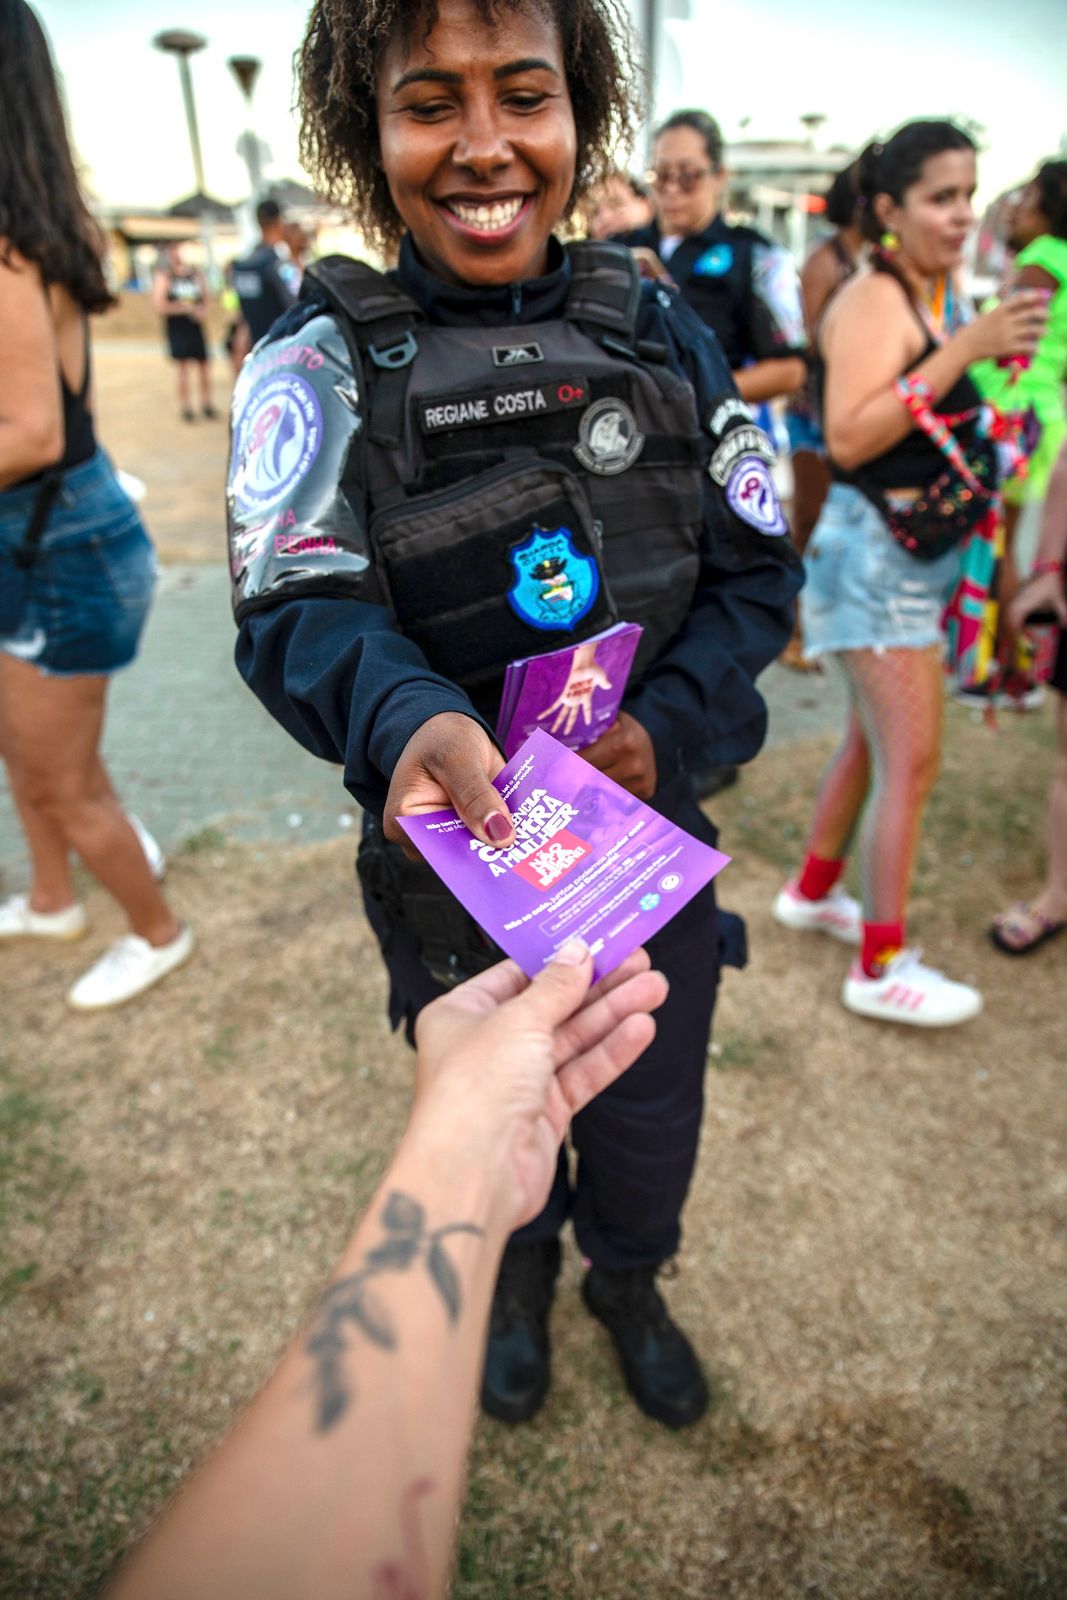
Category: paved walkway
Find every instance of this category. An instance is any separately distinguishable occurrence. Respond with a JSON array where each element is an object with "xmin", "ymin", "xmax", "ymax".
[{"xmin": 0, "ymin": 563, "xmax": 845, "ymax": 890}]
